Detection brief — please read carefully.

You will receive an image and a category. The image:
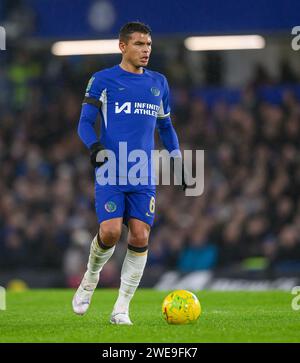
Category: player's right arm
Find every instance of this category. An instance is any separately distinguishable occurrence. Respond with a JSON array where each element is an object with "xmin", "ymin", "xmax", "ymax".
[{"xmin": 77, "ymin": 74, "xmax": 106, "ymax": 168}]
